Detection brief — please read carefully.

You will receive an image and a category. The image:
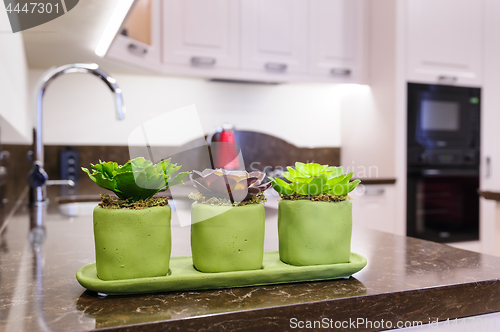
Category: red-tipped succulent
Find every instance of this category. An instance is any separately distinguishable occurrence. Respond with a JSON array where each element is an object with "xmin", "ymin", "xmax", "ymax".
[{"xmin": 190, "ymin": 169, "xmax": 271, "ymax": 203}]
